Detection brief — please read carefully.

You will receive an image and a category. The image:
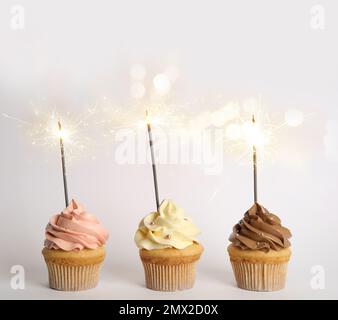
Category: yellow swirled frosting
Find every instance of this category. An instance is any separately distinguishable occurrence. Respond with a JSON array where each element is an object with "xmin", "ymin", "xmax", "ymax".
[{"xmin": 134, "ymin": 199, "xmax": 201, "ymax": 250}]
